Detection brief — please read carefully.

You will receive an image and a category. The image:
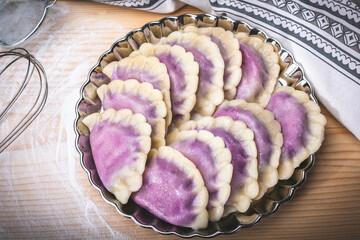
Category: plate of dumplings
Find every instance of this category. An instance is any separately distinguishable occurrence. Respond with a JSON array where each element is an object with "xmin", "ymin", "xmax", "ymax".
[{"xmin": 75, "ymin": 13, "xmax": 326, "ymax": 238}]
